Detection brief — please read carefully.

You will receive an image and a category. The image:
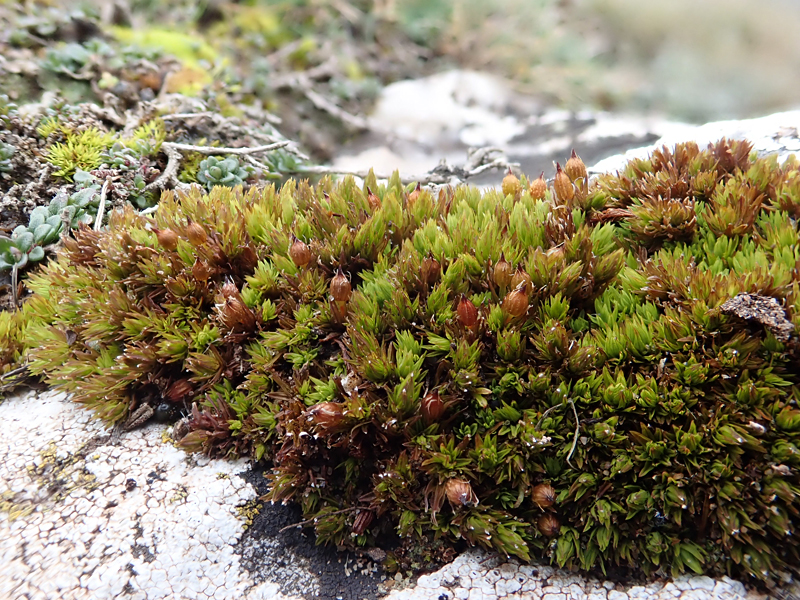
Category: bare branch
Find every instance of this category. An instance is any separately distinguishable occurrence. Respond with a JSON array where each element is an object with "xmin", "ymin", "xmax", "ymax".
[
  {"xmin": 94, "ymin": 179, "xmax": 109, "ymax": 231},
  {"xmin": 243, "ymin": 155, "xmax": 274, "ymax": 173},
  {"xmin": 300, "ymin": 86, "xmax": 372, "ymax": 131},
  {"xmin": 143, "ymin": 144, "xmax": 184, "ymax": 193},
  {"xmin": 162, "ymin": 141, "xmax": 289, "ymax": 156},
  {"xmin": 566, "ymin": 399, "xmax": 581, "ymax": 468}
]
